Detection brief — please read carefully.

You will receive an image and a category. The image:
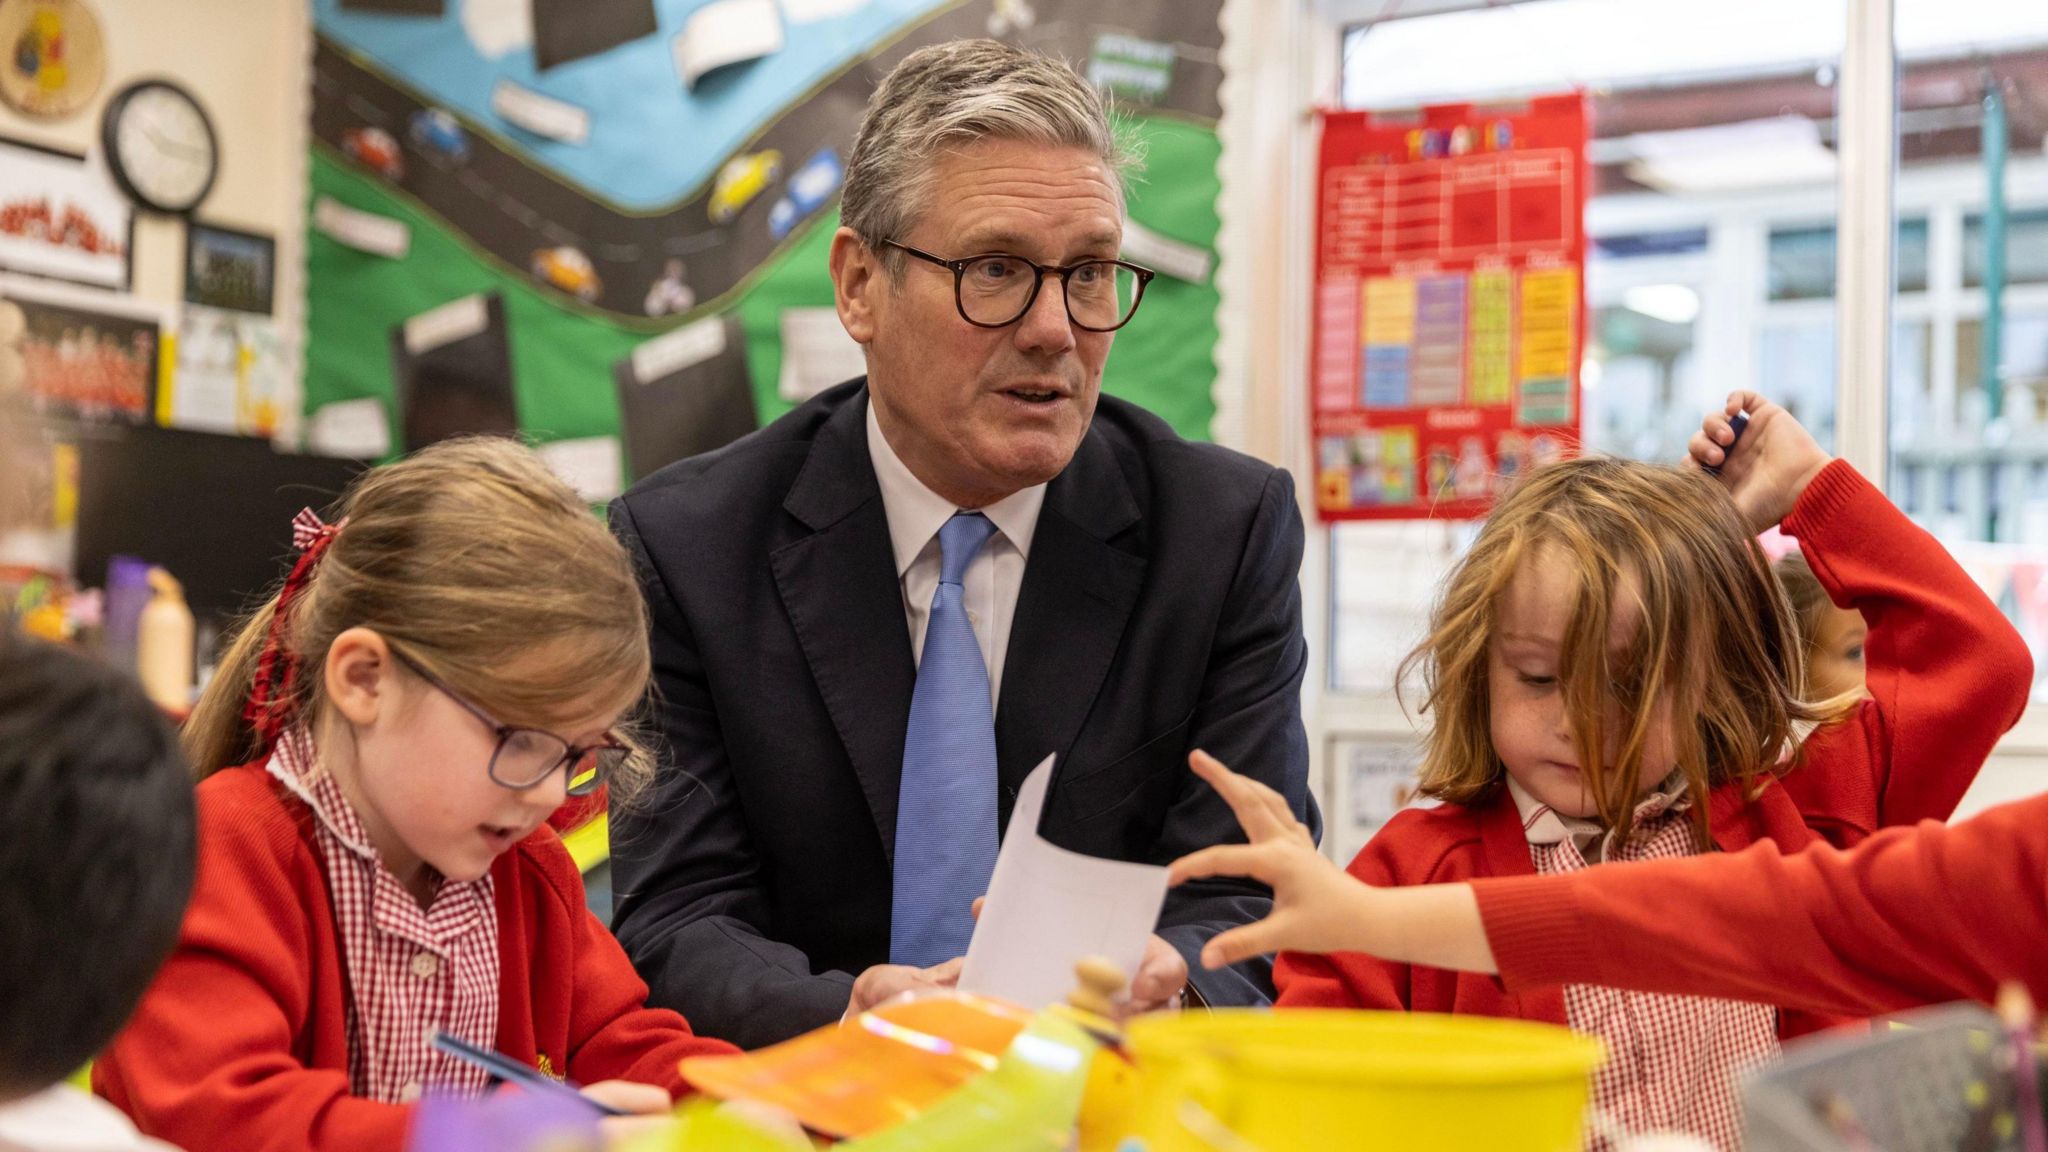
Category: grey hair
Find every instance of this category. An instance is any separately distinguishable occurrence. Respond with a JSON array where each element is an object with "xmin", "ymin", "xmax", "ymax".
[{"xmin": 841, "ymin": 39, "xmax": 1141, "ymax": 269}]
